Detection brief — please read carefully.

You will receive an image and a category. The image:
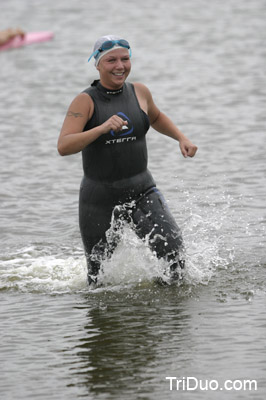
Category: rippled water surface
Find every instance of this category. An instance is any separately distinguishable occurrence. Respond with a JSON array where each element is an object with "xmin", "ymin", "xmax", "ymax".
[{"xmin": 1, "ymin": 0, "xmax": 266, "ymax": 399}]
